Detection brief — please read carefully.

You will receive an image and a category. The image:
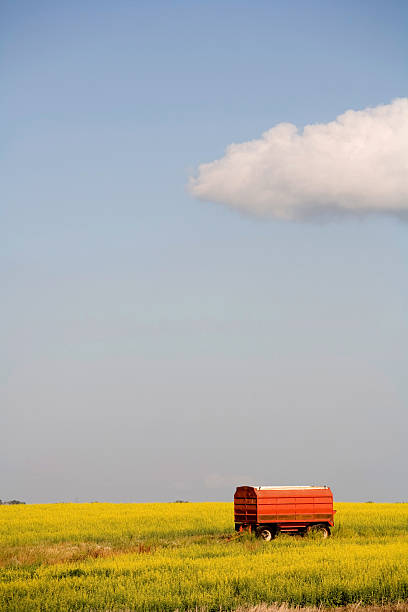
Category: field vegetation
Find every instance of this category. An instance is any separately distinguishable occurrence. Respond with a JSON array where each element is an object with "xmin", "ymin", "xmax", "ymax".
[{"xmin": 0, "ymin": 502, "xmax": 407, "ymax": 611}]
